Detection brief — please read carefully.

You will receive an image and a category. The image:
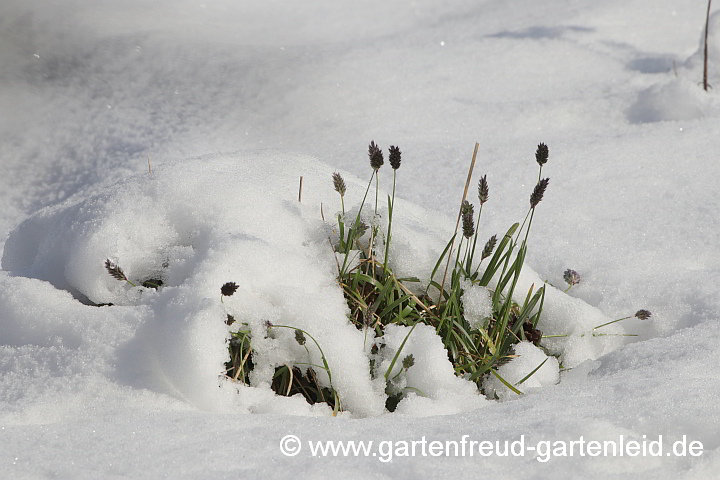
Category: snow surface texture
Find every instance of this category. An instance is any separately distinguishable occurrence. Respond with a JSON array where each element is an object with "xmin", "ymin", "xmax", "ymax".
[{"xmin": 1, "ymin": 0, "xmax": 720, "ymax": 478}]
